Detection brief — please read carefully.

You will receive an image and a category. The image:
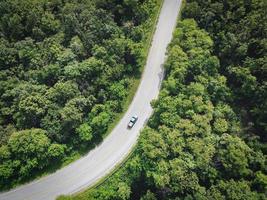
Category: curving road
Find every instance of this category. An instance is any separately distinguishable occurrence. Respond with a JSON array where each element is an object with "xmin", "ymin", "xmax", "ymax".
[{"xmin": 0, "ymin": 1, "xmax": 181, "ymax": 199}]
